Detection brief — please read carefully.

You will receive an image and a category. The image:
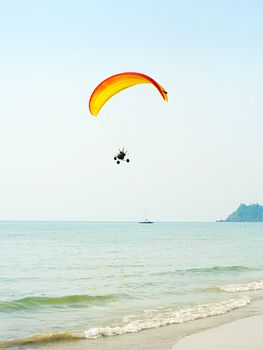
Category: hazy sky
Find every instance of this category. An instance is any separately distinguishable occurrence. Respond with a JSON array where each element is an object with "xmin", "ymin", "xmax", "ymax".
[{"xmin": 1, "ymin": 0, "xmax": 263, "ymax": 221}]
